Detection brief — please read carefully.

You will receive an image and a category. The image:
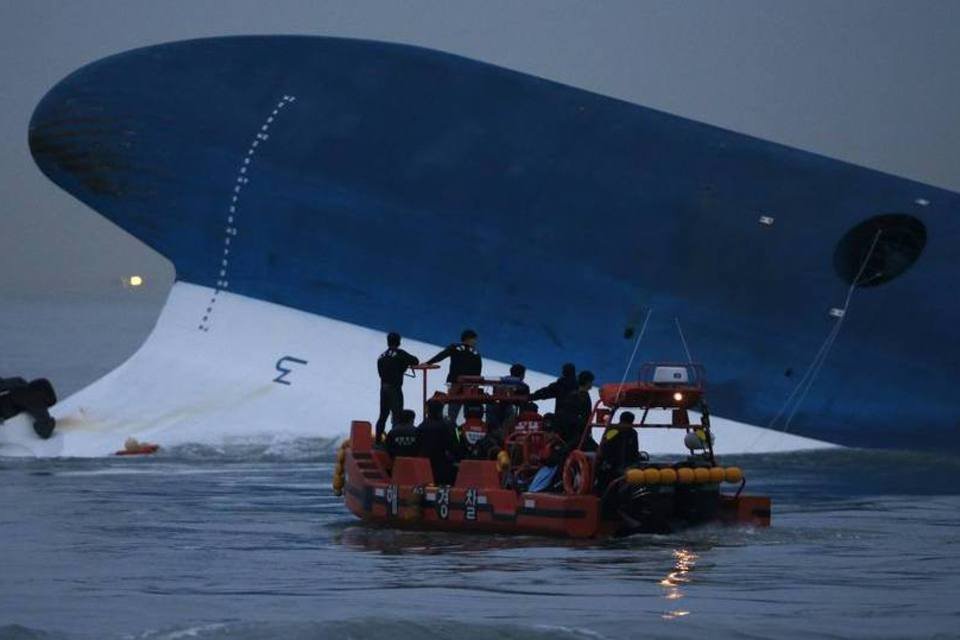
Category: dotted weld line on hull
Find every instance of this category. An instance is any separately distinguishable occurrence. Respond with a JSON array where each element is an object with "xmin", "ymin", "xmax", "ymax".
[{"xmin": 198, "ymin": 94, "xmax": 297, "ymax": 332}]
